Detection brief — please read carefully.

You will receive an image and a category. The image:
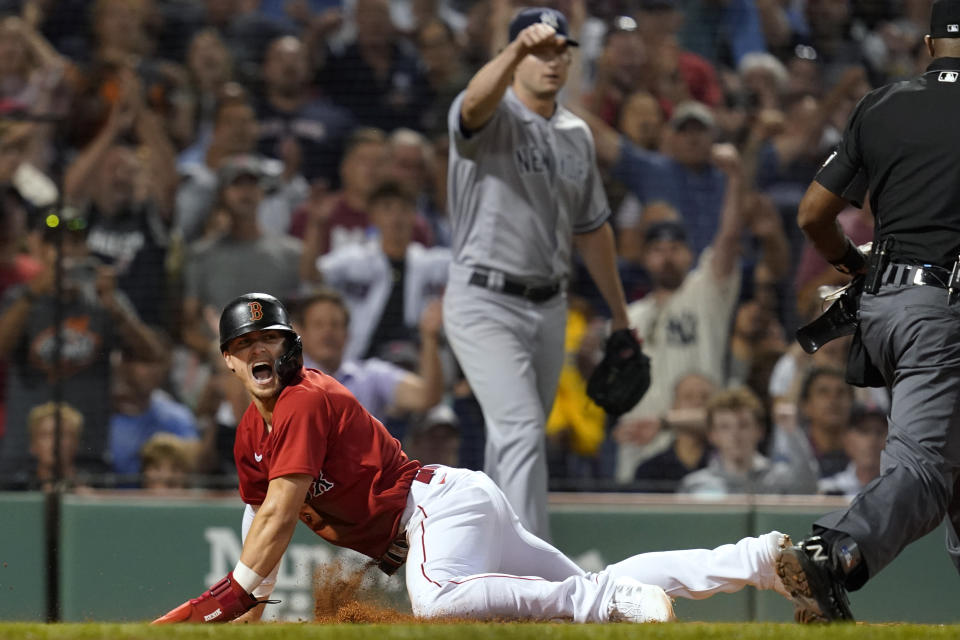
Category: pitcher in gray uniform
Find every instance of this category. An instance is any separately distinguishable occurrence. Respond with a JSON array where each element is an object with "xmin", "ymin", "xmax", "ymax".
[{"xmin": 443, "ymin": 8, "xmax": 632, "ymax": 539}]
